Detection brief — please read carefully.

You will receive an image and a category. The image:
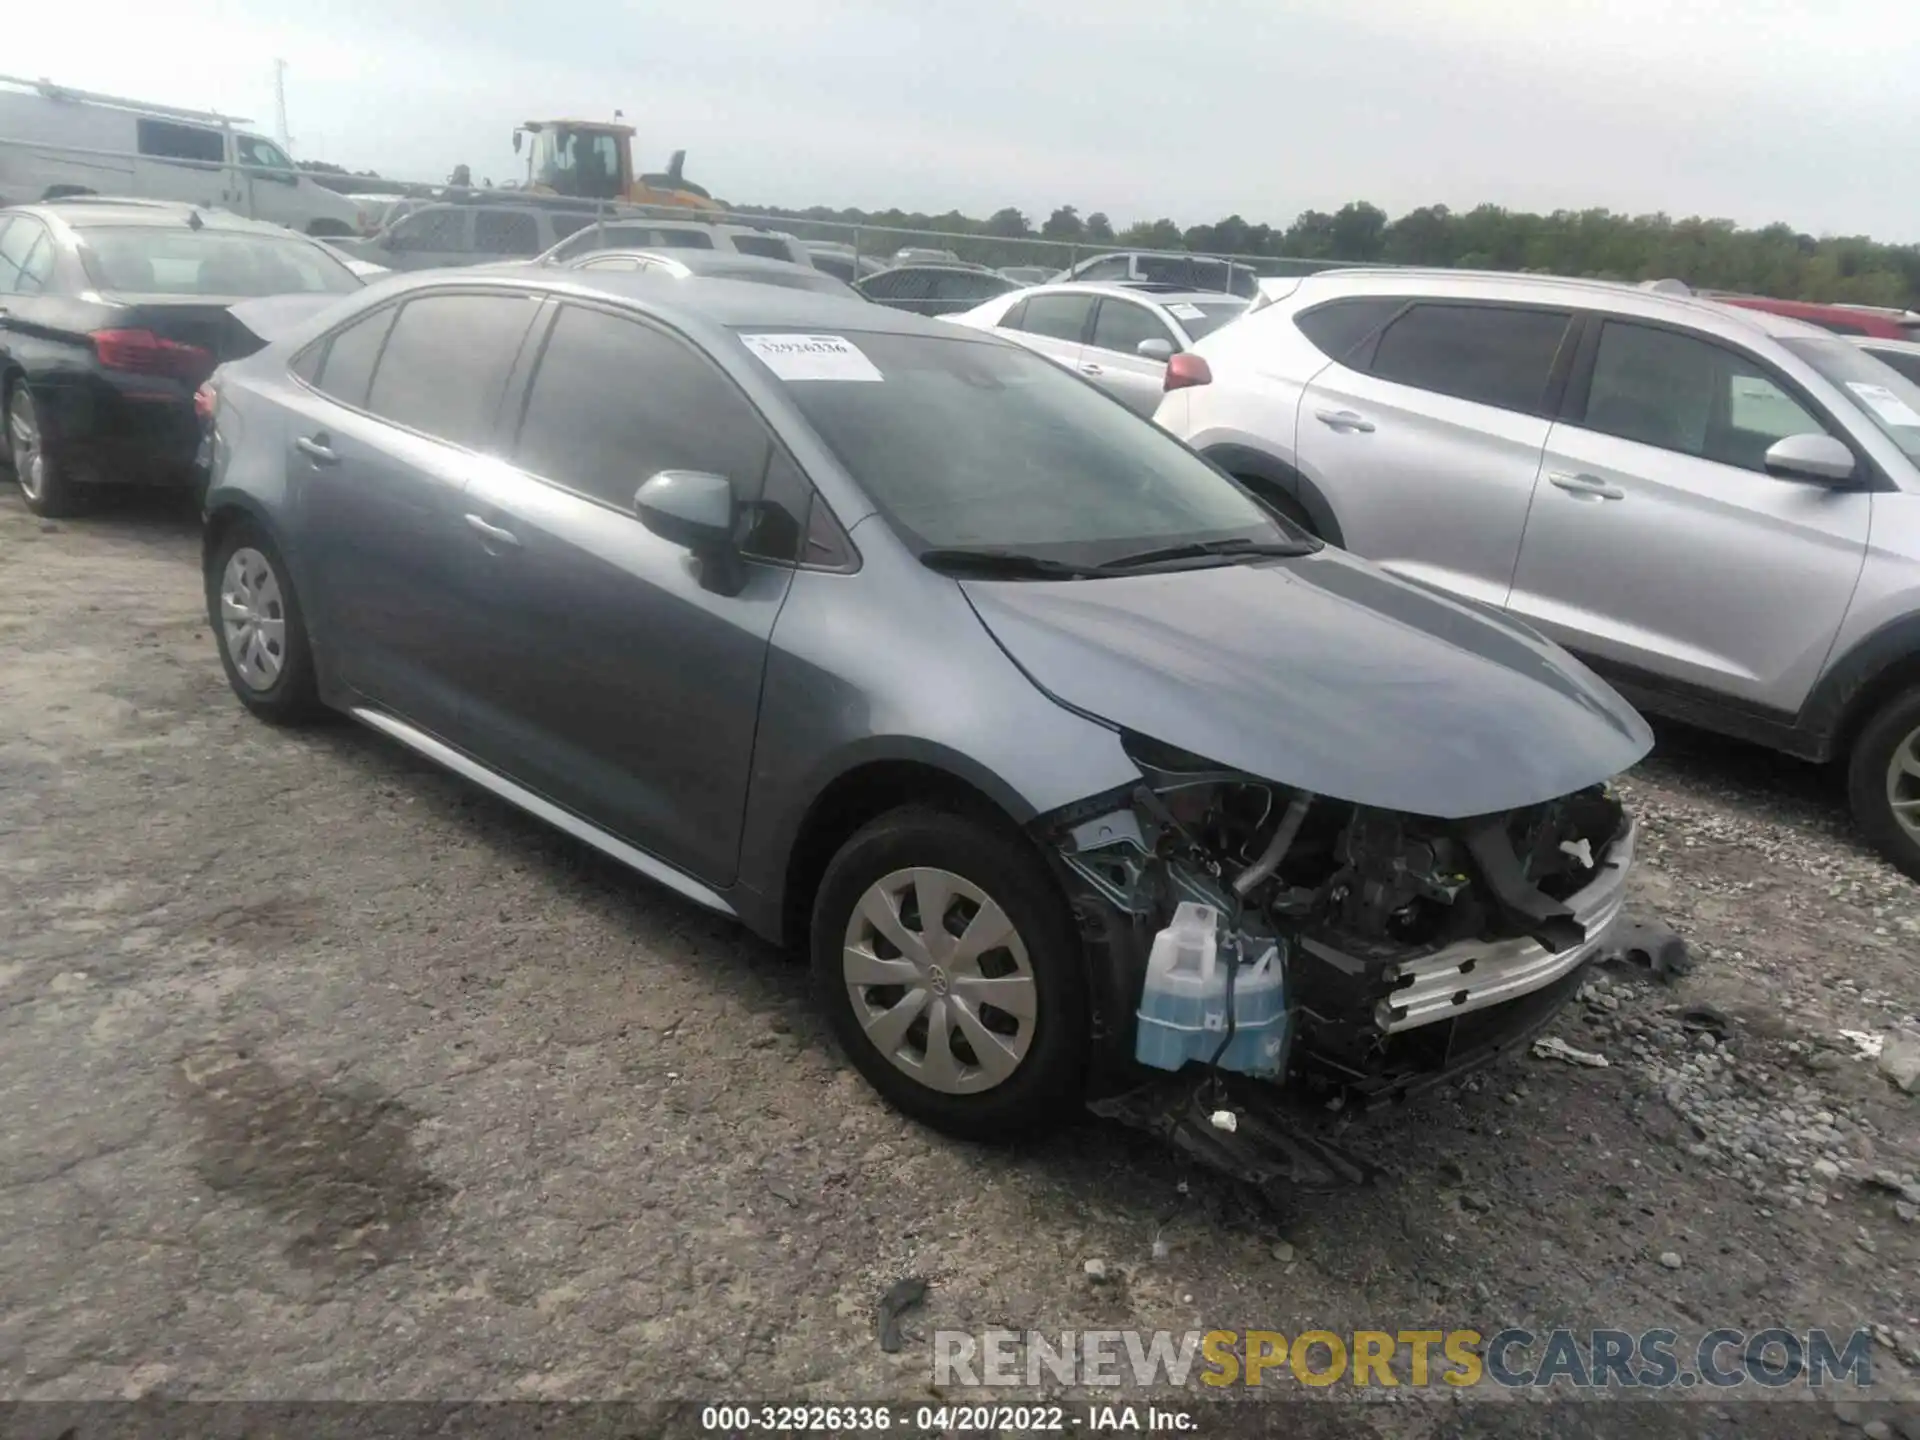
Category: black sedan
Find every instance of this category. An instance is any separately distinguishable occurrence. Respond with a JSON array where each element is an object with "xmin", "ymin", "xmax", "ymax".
[{"xmin": 0, "ymin": 198, "xmax": 363, "ymax": 517}]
